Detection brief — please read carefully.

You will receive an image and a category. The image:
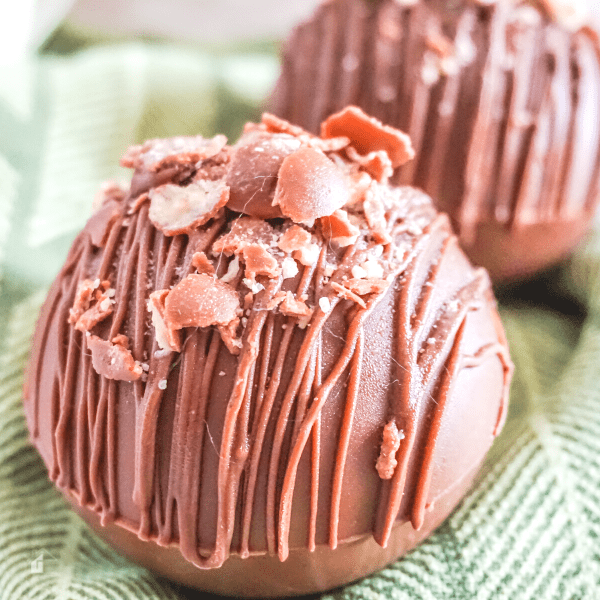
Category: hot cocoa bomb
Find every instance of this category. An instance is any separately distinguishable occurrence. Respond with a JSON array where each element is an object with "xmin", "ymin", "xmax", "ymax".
[
  {"xmin": 271, "ymin": 0, "xmax": 600, "ymax": 283},
  {"xmin": 24, "ymin": 108, "xmax": 513, "ymax": 597}
]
